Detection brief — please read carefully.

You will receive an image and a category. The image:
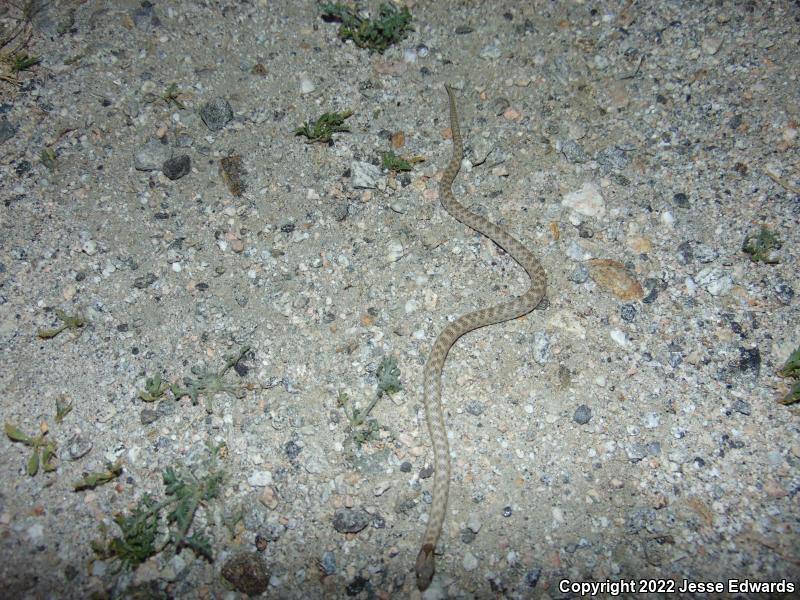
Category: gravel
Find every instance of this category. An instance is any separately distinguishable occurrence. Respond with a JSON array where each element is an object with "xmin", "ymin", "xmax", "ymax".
[{"xmin": 0, "ymin": 1, "xmax": 798, "ymax": 598}]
